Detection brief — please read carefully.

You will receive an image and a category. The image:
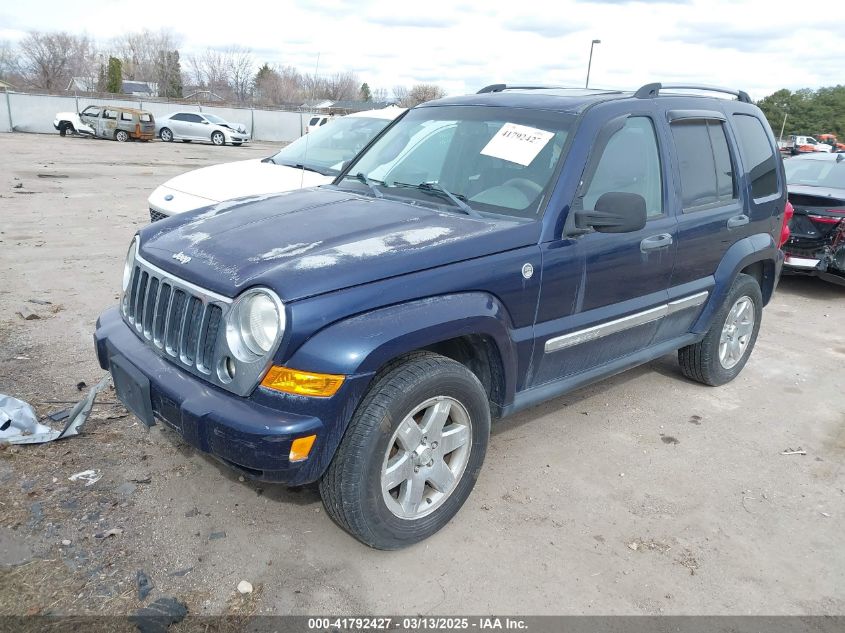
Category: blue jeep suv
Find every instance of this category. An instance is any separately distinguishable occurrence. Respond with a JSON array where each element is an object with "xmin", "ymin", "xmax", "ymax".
[{"xmin": 95, "ymin": 83, "xmax": 789, "ymax": 549}]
